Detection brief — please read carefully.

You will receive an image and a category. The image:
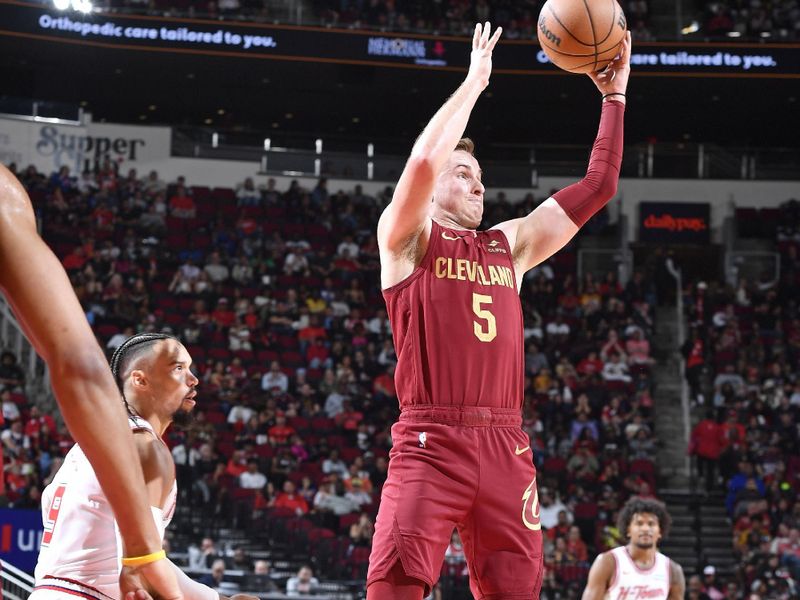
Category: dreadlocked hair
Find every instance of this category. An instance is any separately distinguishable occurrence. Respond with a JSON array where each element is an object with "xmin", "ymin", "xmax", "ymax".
[
  {"xmin": 617, "ymin": 496, "xmax": 672, "ymax": 540},
  {"xmin": 109, "ymin": 333, "xmax": 177, "ymax": 418}
]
